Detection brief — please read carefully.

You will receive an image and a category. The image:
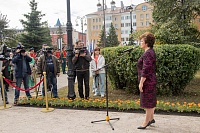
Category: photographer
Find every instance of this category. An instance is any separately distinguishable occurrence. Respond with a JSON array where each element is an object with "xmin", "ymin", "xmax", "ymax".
[
  {"xmin": 72, "ymin": 41, "xmax": 92, "ymax": 99},
  {"xmin": 37, "ymin": 46, "xmax": 60, "ymax": 98},
  {"xmin": 12, "ymin": 44, "xmax": 32, "ymax": 105}
]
